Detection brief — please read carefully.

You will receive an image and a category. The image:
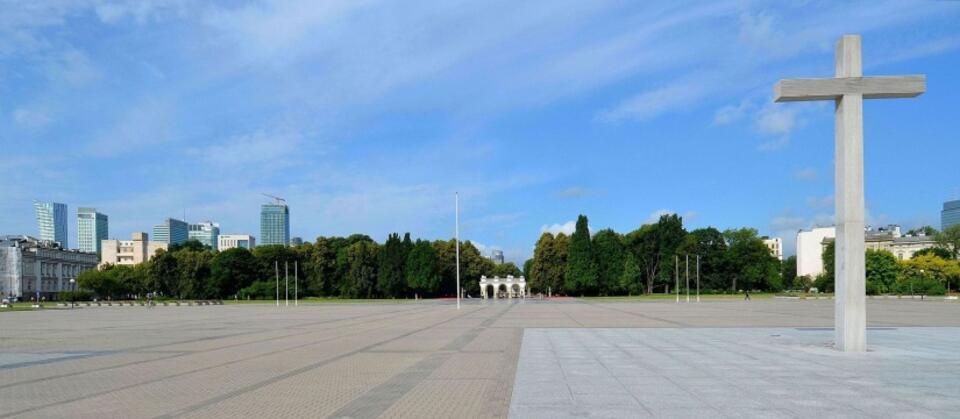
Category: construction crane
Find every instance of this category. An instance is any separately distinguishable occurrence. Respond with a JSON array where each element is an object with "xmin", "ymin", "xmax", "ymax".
[{"xmin": 262, "ymin": 193, "xmax": 286, "ymax": 205}]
